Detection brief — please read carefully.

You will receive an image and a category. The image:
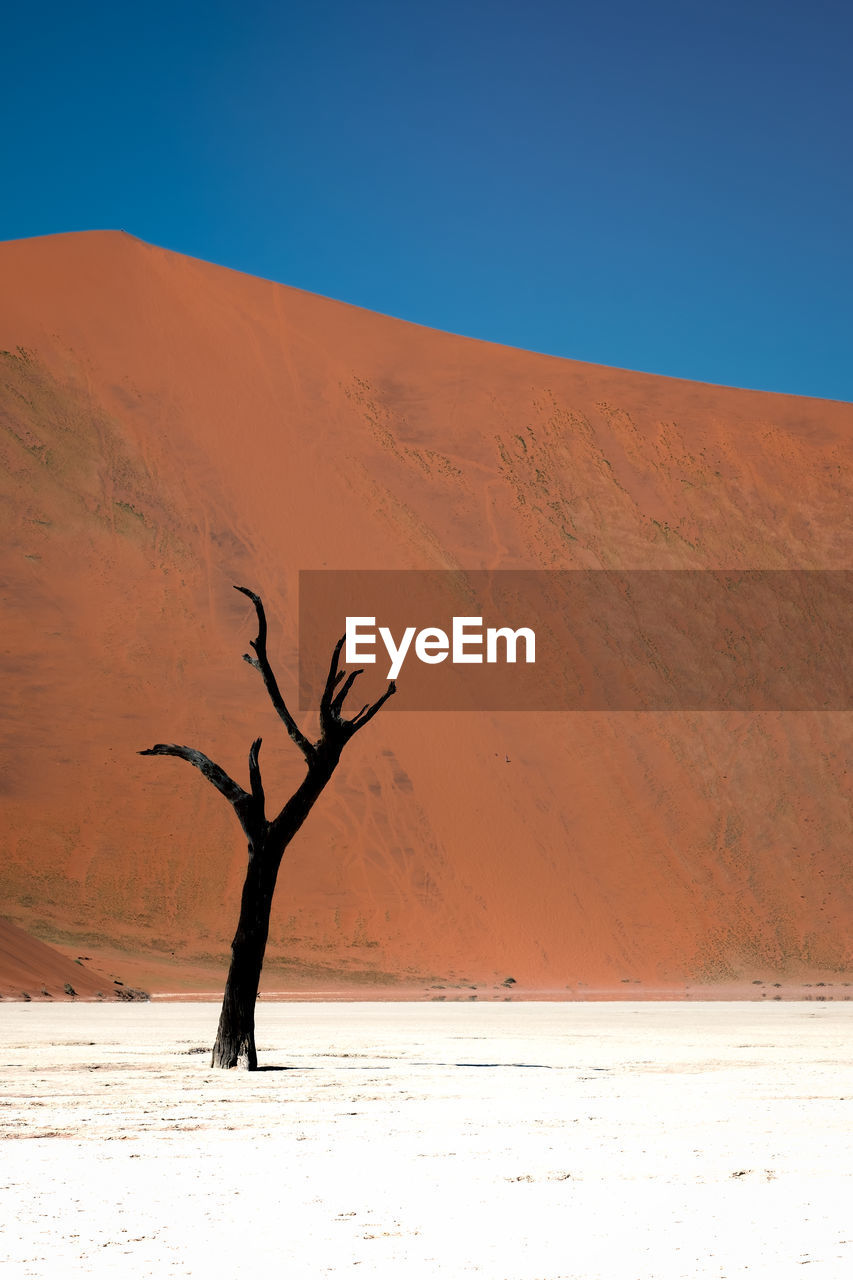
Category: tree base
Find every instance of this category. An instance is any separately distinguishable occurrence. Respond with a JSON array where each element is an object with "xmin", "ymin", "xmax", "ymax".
[{"xmin": 211, "ymin": 1033, "xmax": 257, "ymax": 1070}]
